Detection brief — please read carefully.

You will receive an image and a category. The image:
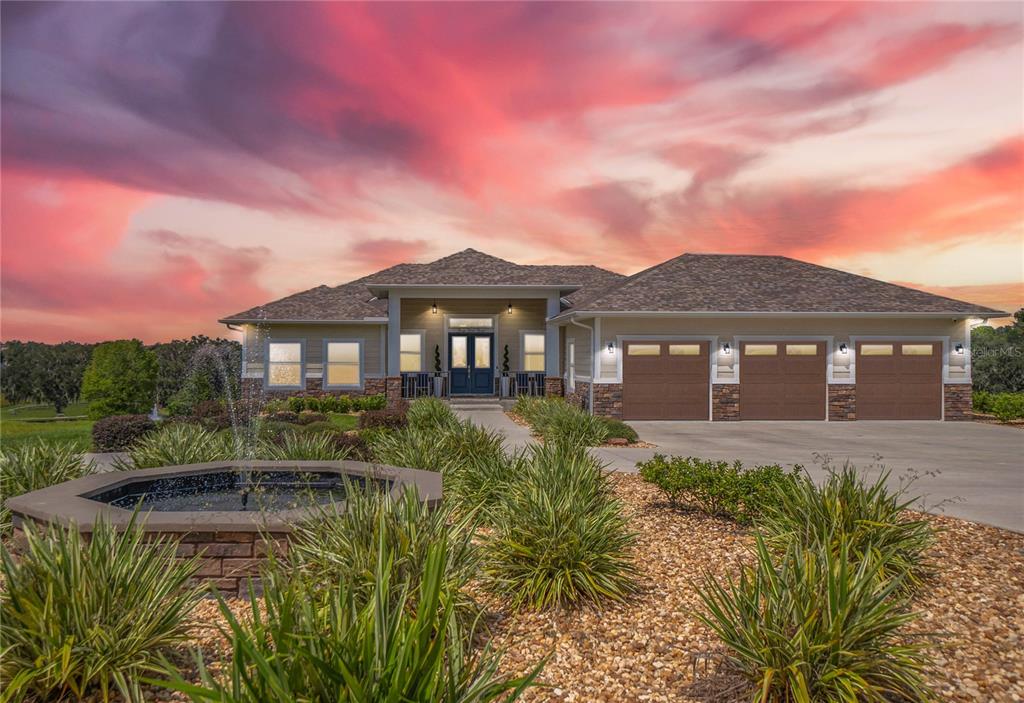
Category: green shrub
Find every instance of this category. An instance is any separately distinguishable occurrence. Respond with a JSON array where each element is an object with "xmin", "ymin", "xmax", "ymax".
[
  {"xmin": 262, "ymin": 398, "xmax": 288, "ymax": 414},
  {"xmin": 598, "ymin": 417, "xmax": 637, "ymax": 443},
  {"xmin": 91, "ymin": 414, "xmax": 156, "ymax": 451},
  {"xmin": 406, "ymin": 396, "xmax": 459, "ymax": 432},
  {"xmin": 637, "ymin": 455, "xmax": 799, "ymax": 525},
  {"xmin": 116, "ymin": 423, "xmax": 234, "ymax": 469},
  {"xmin": 289, "ymin": 485, "xmax": 478, "ymax": 612},
  {"xmin": 760, "ymin": 463, "xmax": 935, "ymax": 588},
  {"xmin": 359, "ymin": 406, "xmax": 408, "ymax": 431},
  {"xmin": 258, "ymin": 420, "xmax": 295, "ymax": 444},
  {"xmin": 81, "ymin": 340, "xmax": 159, "ymax": 419},
  {"xmin": 296, "ymin": 410, "xmax": 328, "ymax": 425},
  {"xmin": 287, "ymin": 396, "xmax": 304, "ymax": 413},
  {"xmin": 264, "ymin": 431, "xmax": 353, "ymax": 461},
  {"xmin": 513, "ymin": 396, "xmax": 612, "ymax": 446},
  {"xmin": 158, "ymin": 542, "xmax": 539, "ymax": 702},
  {"xmin": 972, "ymin": 389, "xmax": 993, "ymax": 412},
  {"xmin": 353, "ymin": 393, "xmax": 387, "ymax": 411},
  {"xmin": 697, "ymin": 536, "xmax": 932, "ymax": 703},
  {"xmin": 316, "ymin": 394, "xmax": 351, "ymax": 413},
  {"xmin": 483, "ymin": 443, "xmax": 638, "ymax": 610},
  {"xmin": 0, "ymin": 441, "xmax": 96, "ymax": 535},
  {"xmin": 1, "ymin": 515, "xmax": 203, "ymax": 702},
  {"xmin": 991, "ymin": 392, "xmax": 1024, "ymax": 422}
]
